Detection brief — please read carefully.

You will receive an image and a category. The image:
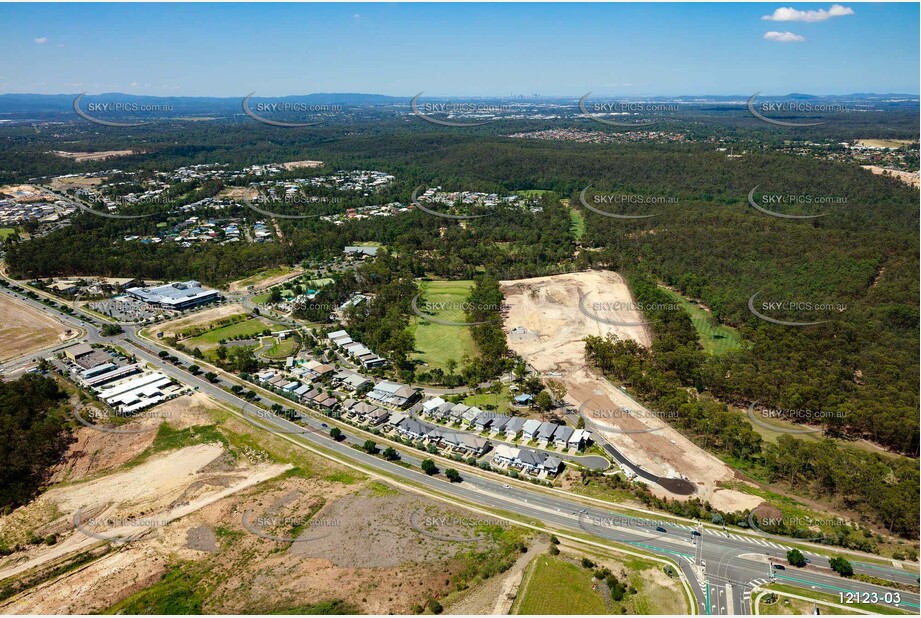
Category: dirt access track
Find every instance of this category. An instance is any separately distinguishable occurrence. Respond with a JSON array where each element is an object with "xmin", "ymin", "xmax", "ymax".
[{"xmin": 501, "ymin": 271, "xmax": 755, "ymax": 507}]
